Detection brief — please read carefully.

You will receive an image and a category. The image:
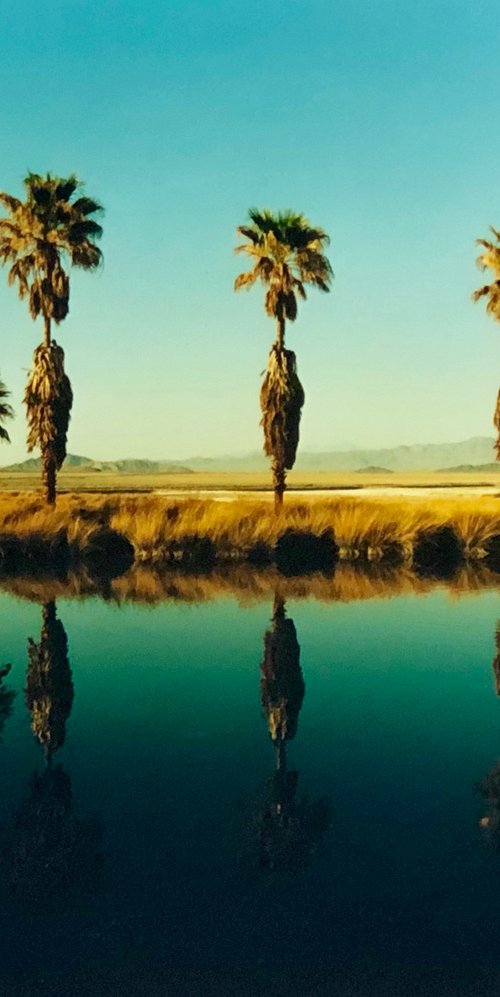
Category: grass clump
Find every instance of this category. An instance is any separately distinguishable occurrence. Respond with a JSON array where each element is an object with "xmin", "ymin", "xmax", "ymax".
[{"xmin": 0, "ymin": 492, "xmax": 497, "ymax": 574}]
